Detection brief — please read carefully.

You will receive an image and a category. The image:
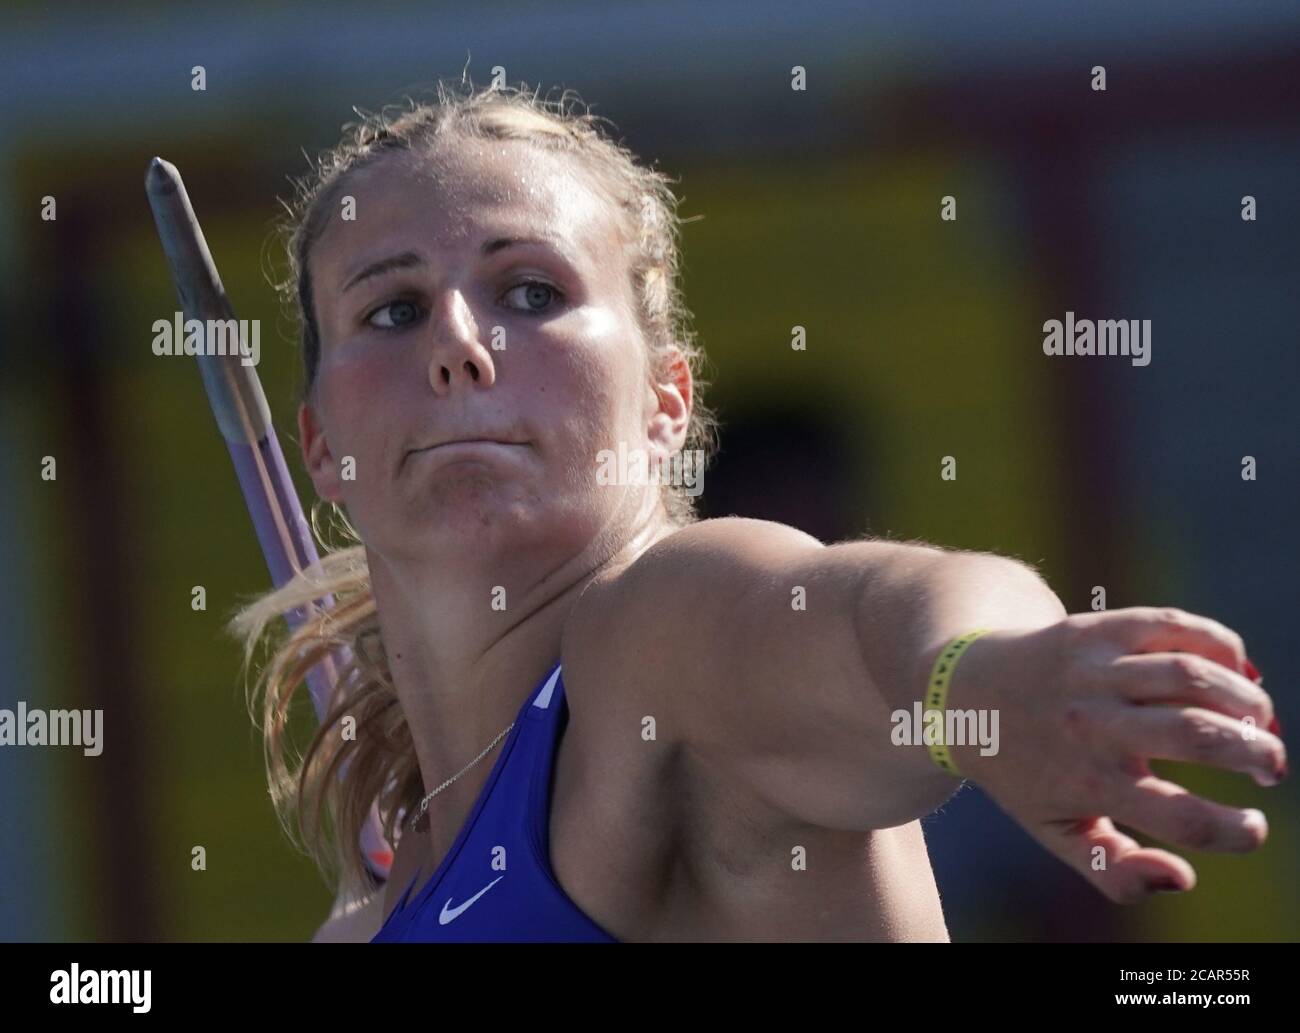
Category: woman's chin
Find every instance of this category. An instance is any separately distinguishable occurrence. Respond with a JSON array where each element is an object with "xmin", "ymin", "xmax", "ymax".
[
  {"xmin": 396, "ymin": 473, "xmax": 565, "ymax": 544},
  {"xmin": 416, "ymin": 475, "xmax": 533, "ymax": 528},
  {"xmin": 363, "ymin": 473, "xmax": 606, "ymax": 560}
]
